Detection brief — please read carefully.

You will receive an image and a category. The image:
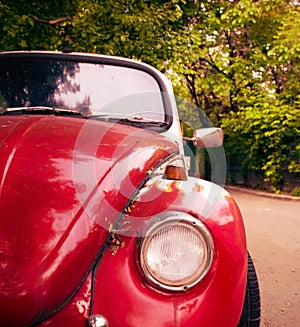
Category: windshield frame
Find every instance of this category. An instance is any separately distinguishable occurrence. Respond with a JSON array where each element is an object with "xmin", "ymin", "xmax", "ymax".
[{"xmin": 0, "ymin": 51, "xmax": 173, "ymax": 132}]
